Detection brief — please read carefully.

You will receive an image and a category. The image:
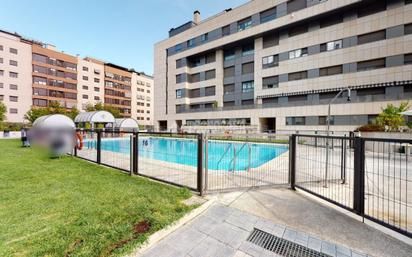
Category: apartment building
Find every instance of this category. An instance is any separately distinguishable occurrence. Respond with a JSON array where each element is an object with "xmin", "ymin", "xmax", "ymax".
[
  {"xmin": 0, "ymin": 31, "xmax": 32, "ymax": 122},
  {"xmin": 77, "ymin": 57, "xmax": 105, "ymax": 111},
  {"xmin": 0, "ymin": 29, "xmax": 153, "ymax": 124},
  {"xmin": 131, "ymin": 72, "xmax": 154, "ymax": 126},
  {"xmin": 154, "ymin": 0, "xmax": 412, "ymax": 132},
  {"xmin": 32, "ymin": 44, "xmax": 78, "ymax": 109}
]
